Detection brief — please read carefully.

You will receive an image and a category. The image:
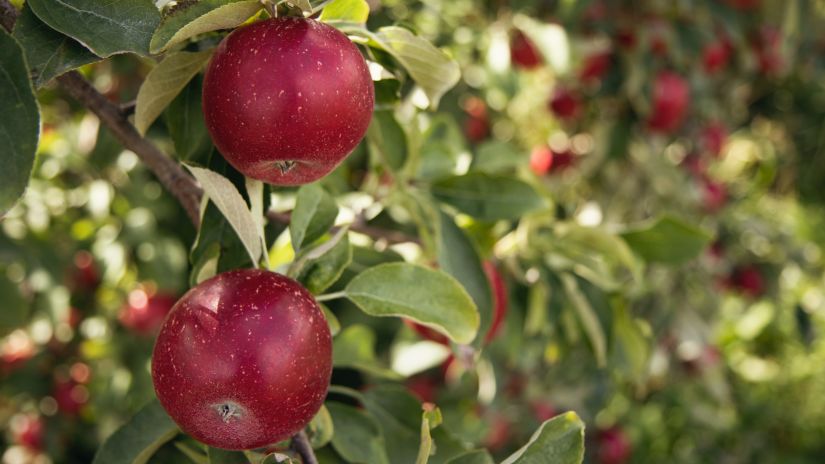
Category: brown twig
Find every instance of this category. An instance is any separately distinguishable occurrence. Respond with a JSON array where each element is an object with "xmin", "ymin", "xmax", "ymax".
[
  {"xmin": 1, "ymin": 0, "xmax": 202, "ymax": 227},
  {"xmin": 290, "ymin": 430, "xmax": 318, "ymax": 464},
  {"xmin": 266, "ymin": 210, "xmax": 419, "ymax": 245}
]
